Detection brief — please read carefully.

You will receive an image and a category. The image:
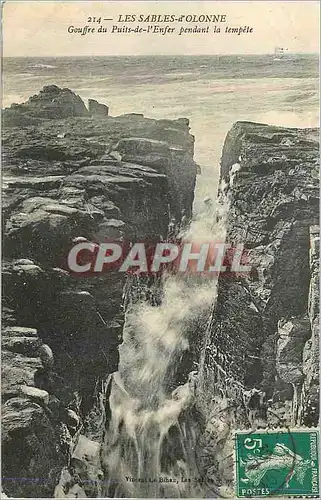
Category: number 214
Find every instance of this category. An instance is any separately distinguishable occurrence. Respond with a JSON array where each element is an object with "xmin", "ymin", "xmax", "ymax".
[{"xmin": 87, "ymin": 17, "xmax": 101, "ymax": 23}]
